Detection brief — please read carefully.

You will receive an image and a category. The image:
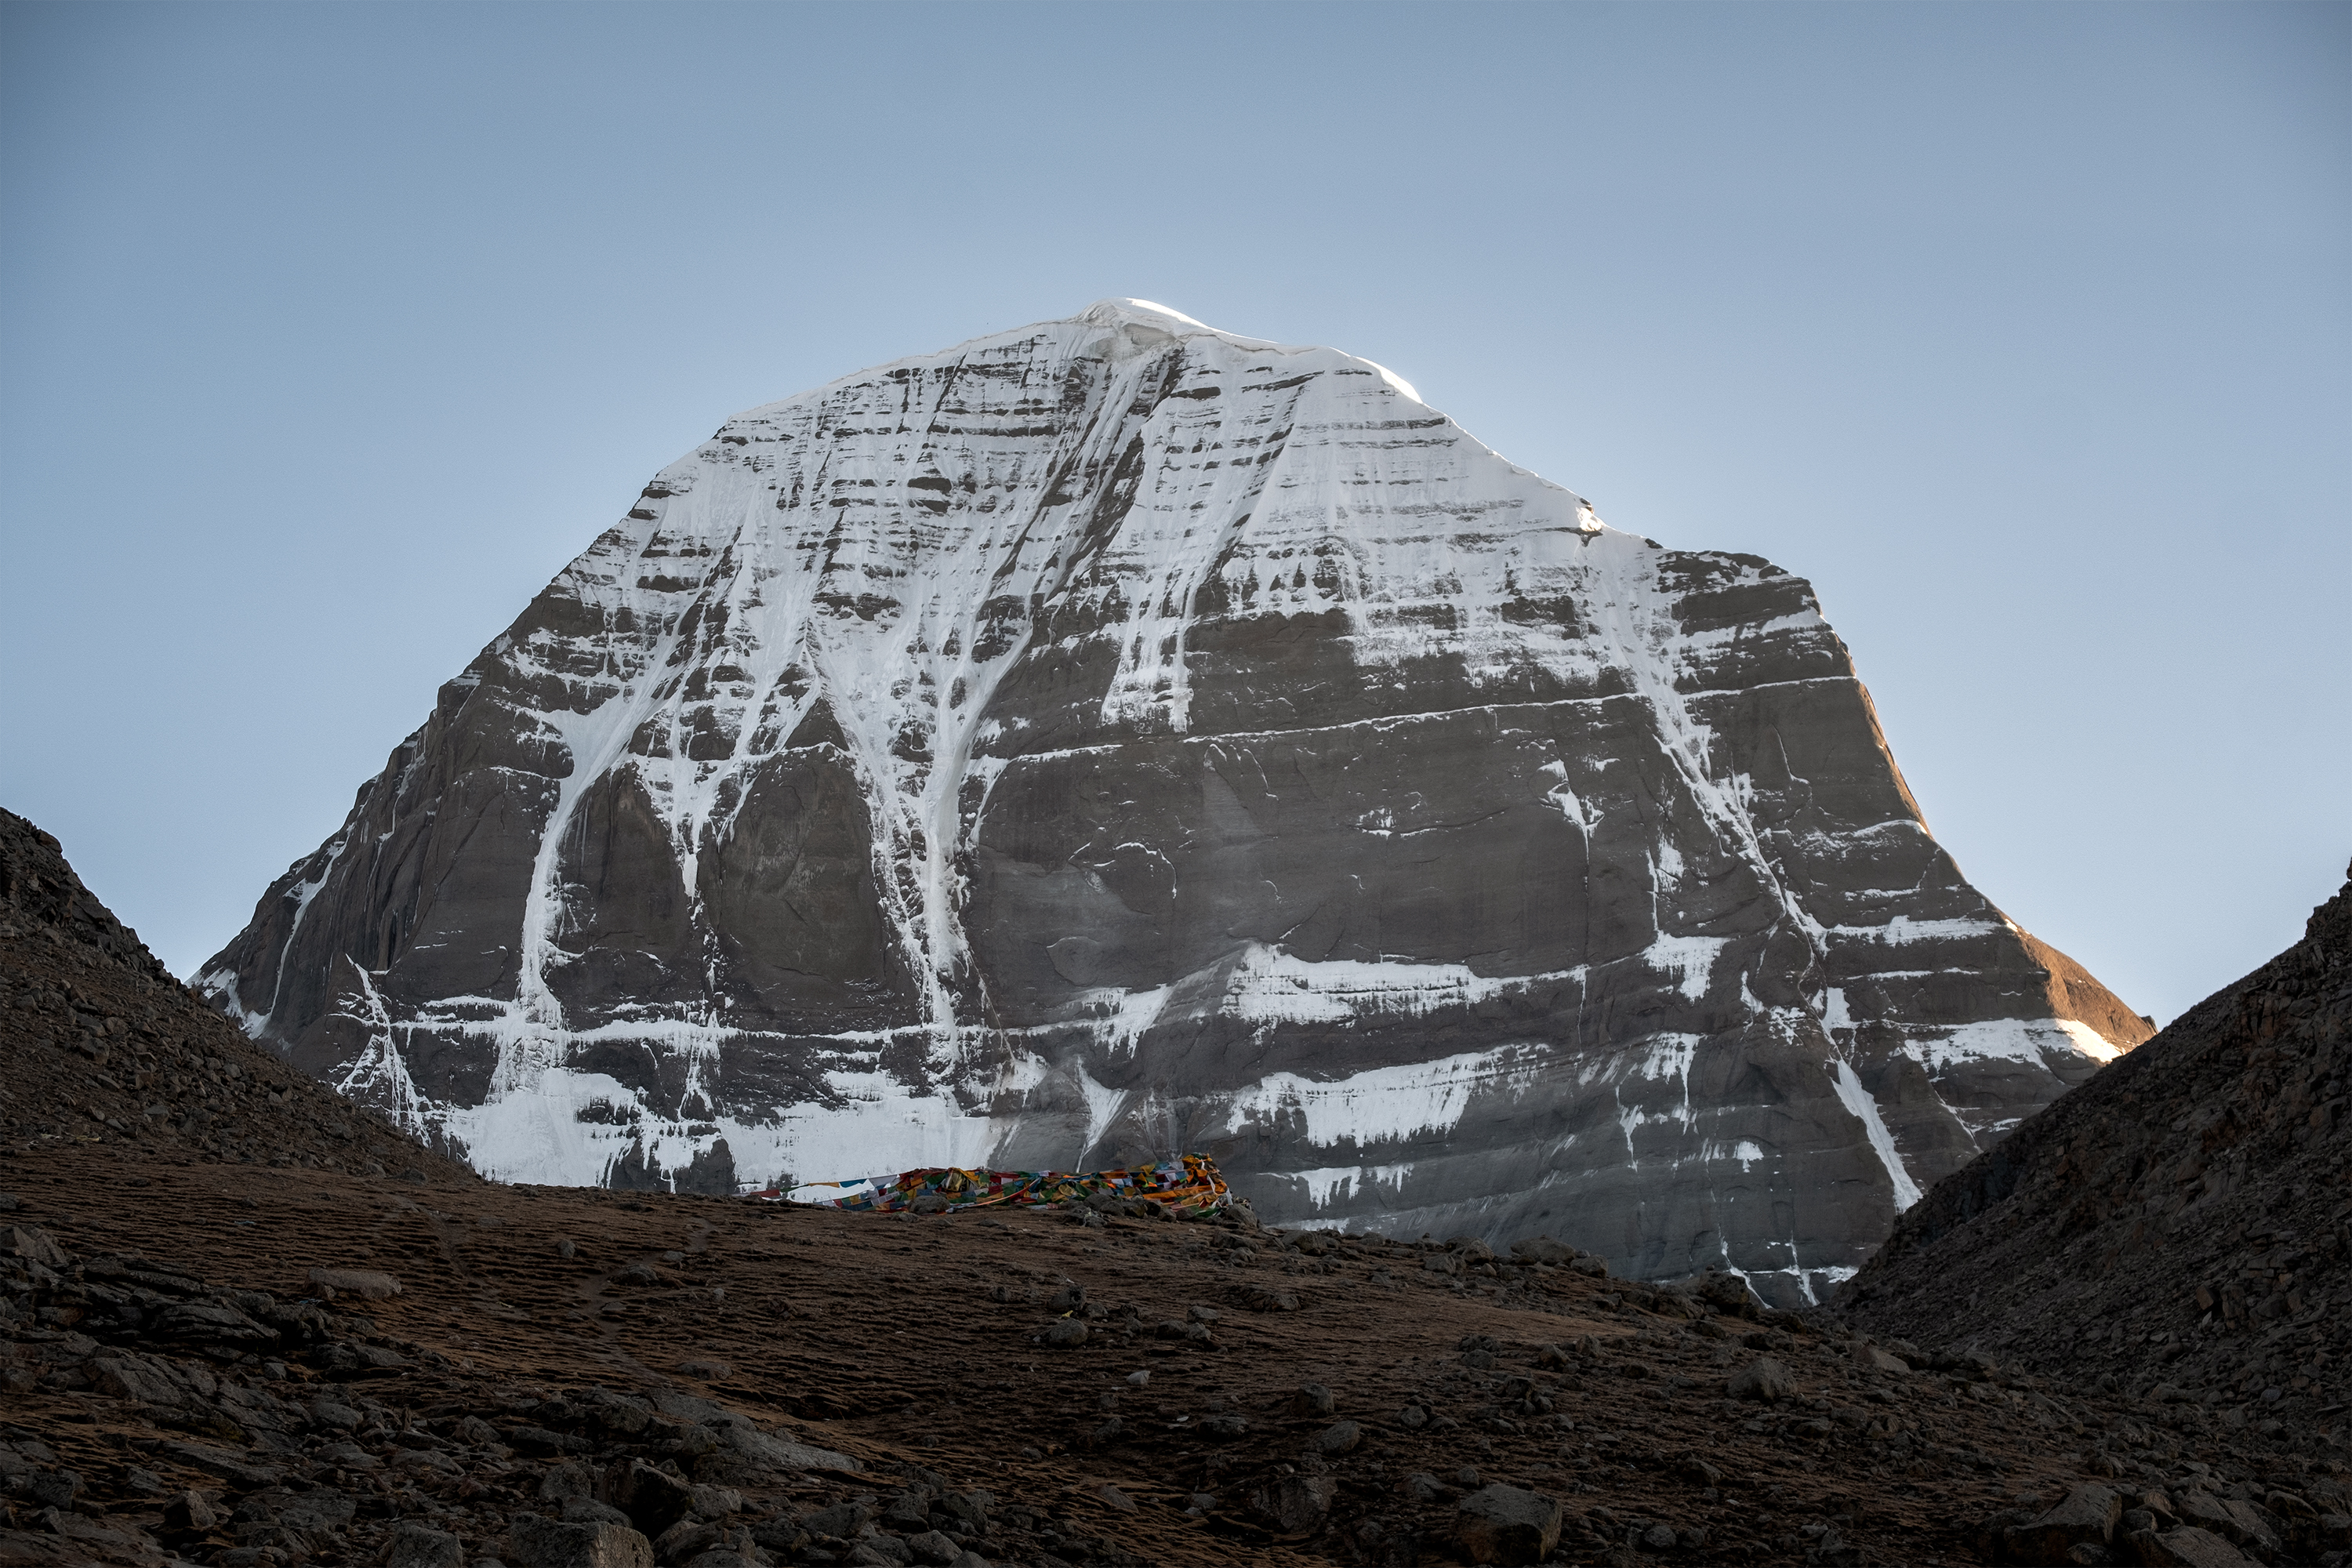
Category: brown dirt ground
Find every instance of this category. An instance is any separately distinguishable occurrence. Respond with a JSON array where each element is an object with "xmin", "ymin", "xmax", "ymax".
[
  {"xmin": 4, "ymin": 1136, "xmax": 2282, "ymax": 1566},
  {"xmin": 5, "ymin": 808, "xmax": 2340, "ymax": 1566}
]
